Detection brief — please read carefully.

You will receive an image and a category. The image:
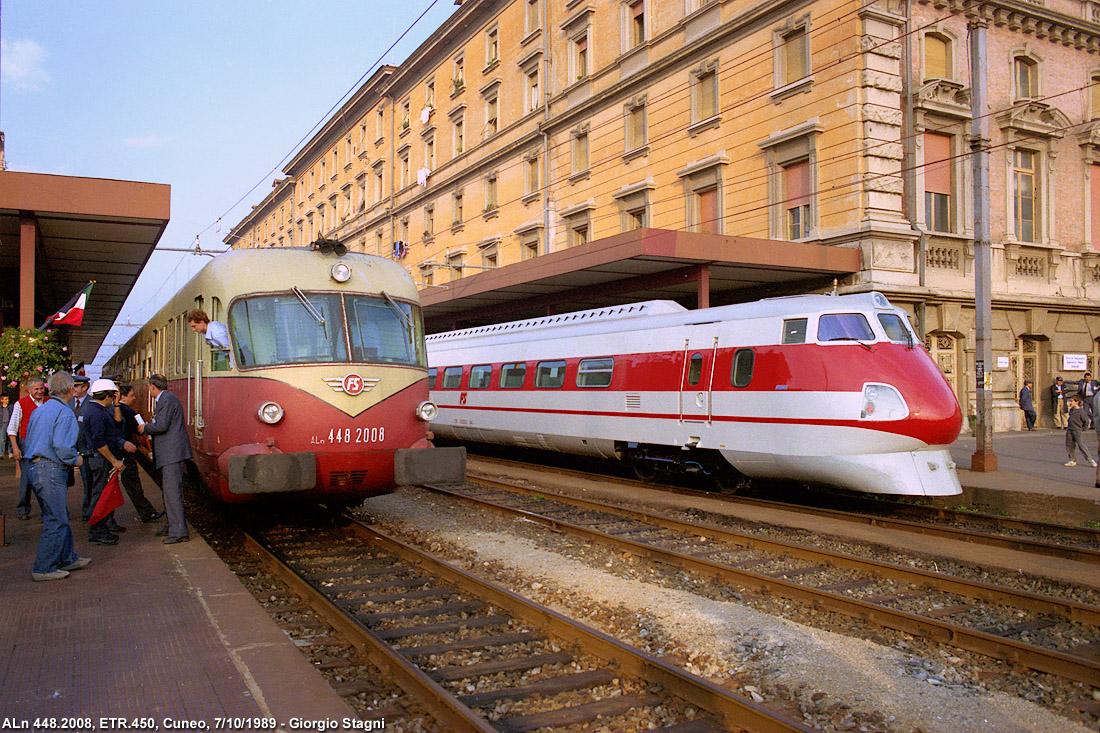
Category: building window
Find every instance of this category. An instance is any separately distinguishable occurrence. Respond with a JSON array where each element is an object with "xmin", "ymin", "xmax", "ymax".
[
  {"xmin": 629, "ymin": 0, "xmax": 646, "ymax": 47},
  {"xmin": 783, "ymin": 160, "xmax": 811, "ymax": 239},
  {"xmin": 424, "ymin": 204, "xmax": 435, "ymax": 239},
  {"xmin": 452, "ymin": 189, "xmax": 464, "ymax": 228},
  {"xmin": 924, "ymin": 132, "xmax": 953, "ymax": 232},
  {"xmin": 520, "ymin": 229, "xmax": 540, "ymax": 259},
  {"xmin": 398, "ymin": 149, "xmax": 410, "ymax": 189},
  {"xmin": 1091, "ymin": 72, "xmax": 1100, "ymax": 121},
  {"xmin": 454, "ymin": 114, "xmax": 465, "ymax": 155},
  {"xmin": 773, "ymin": 16, "xmax": 811, "ymax": 95},
  {"xmin": 625, "ymin": 96, "xmax": 647, "ymax": 154},
  {"xmin": 614, "ymin": 181, "xmax": 651, "ymax": 232},
  {"xmin": 425, "ymin": 136, "xmax": 435, "ymax": 168},
  {"xmin": 446, "ymin": 251, "xmax": 464, "ymax": 281},
  {"xmin": 480, "ymin": 242, "xmax": 499, "ymax": 268},
  {"xmin": 375, "ymin": 228, "xmax": 384, "ymax": 256},
  {"xmin": 486, "ymin": 26, "xmax": 499, "ymax": 66},
  {"xmin": 526, "ymin": 67, "xmax": 540, "ymax": 113},
  {"xmin": 524, "ymin": 153, "xmax": 540, "ymax": 197},
  {"xmin": 400, "ymin": 99, "xmax": 411, "ymax": 132},
  {"xmin": 1015, "ymin": 56, "xmax": 1038, "ymax": 100},
  {"xmin": 759, "ymin": 121, "xmax": 820, "ymax": 239},
  {"xmin": 571, "ymin": 125, "xmax": 590, "ymax": 176},
  {"xmin": 425, "ymin": 77, "xmax": 435, "ymax": 109},
  {"xmin": 373, "ymin": 165, "xmax": 384, "ymax": 201},
  {"xmin": 924, "ymin": 33, "xmax": 951, "ymax": 80},
  {"xmin": 565, "ymin": 208, "xmax": 591, "ymax": 248},
  {"xmin": 690, "ymin": 60, "xmax": 720, "ymax": 133},
  {"xmin": 1091, "ymin": 164, "xmax": 1100, "ymax": 249},
  {"xmin": 399, "ymin": 216, "xmax": 409, "ymax": 247},
  {"xmin": 574, "ymin": 32, "xmax": 589, "ymax": 81},
  {"xmin": 420, "ymin": 263, "xmax": 434, "ymax": 286},
  {"xmin": 678, "ymin": 156, "xmax": 727, "ymax": 235},
  {"xmin": 485, "ymin": 172, "xmax": 498, "ymax": 212},
  {"xmin": 525, "ymin": 0, "xmax": 540, "ymax": 35},
  {"xmin": 1013, "ymin": 149, "xmax": 1038, "ymax": 242},
  {"xmin": 453, "ymin": 56, "xmax": 465, "ymax": 93},
  {"xmin": 376, "ymin": 106, "xmax": 385, "ymax": 140},
  {"xmin": 485, "ymin": 94, "xmax": 499, "ymax": 136}
]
